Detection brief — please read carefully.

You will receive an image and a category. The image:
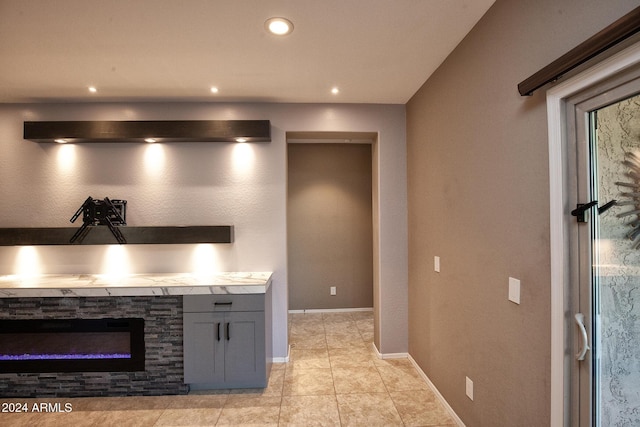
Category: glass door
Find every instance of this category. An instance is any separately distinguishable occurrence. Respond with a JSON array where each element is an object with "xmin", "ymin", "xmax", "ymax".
[
  {"xmin": 571, "ymin": 88, "xmax": 640, "ymax": 426},
  {"xmin": 587, "ymin": 94, "xmax": 640, "ymax": 427}
]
